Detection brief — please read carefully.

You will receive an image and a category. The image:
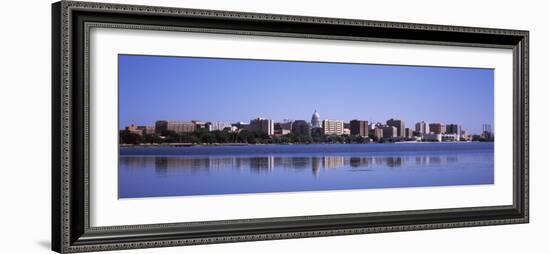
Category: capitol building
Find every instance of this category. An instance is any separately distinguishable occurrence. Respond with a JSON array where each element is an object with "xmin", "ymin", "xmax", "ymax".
[{"xmin": 311, "ymin": 110, "xmax": 321, "ymax": 128}]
